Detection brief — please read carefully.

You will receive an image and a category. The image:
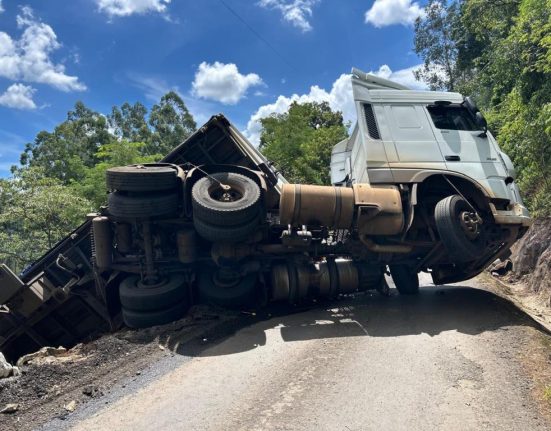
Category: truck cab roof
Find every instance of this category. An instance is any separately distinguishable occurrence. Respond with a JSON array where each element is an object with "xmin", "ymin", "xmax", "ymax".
[{"xmin": 351, "ymin": 67, "xmax": 463, "ymax": 104}]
